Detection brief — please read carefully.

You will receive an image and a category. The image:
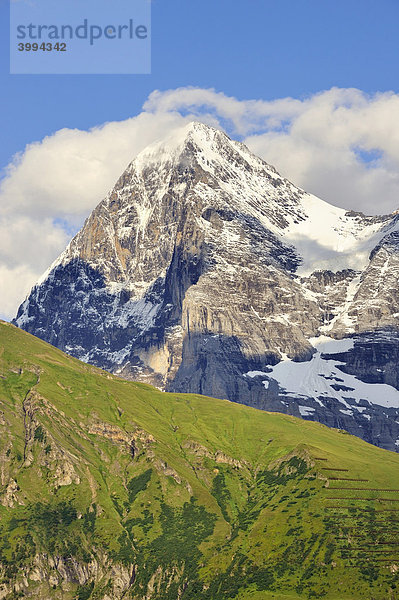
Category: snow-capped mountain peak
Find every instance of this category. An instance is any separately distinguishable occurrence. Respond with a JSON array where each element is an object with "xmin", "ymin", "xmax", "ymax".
[{"xmin": 14, "ymin": 121, "xmax": 399, "ymax": 452}]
